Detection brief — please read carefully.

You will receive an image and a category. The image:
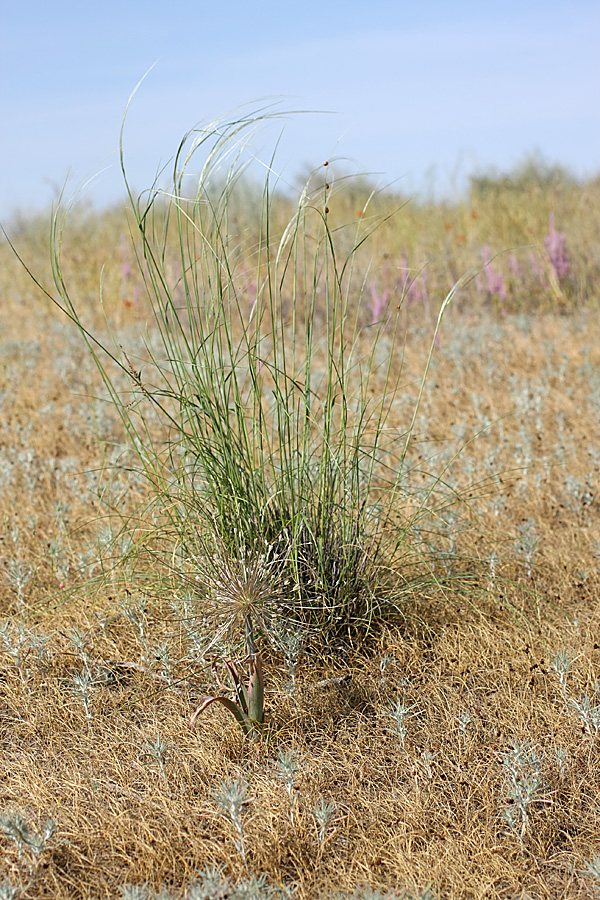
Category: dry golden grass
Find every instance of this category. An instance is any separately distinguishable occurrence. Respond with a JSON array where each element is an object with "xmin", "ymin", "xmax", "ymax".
[{"xmin": 1, "ymin": 180, "xmax": 600, "ymax": 899}]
